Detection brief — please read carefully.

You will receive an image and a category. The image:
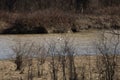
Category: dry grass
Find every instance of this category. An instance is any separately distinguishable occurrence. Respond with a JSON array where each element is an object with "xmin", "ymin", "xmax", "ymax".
[{"xmin": 0, "ymin": 55, "xmax": 120, "ymax": 80}]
